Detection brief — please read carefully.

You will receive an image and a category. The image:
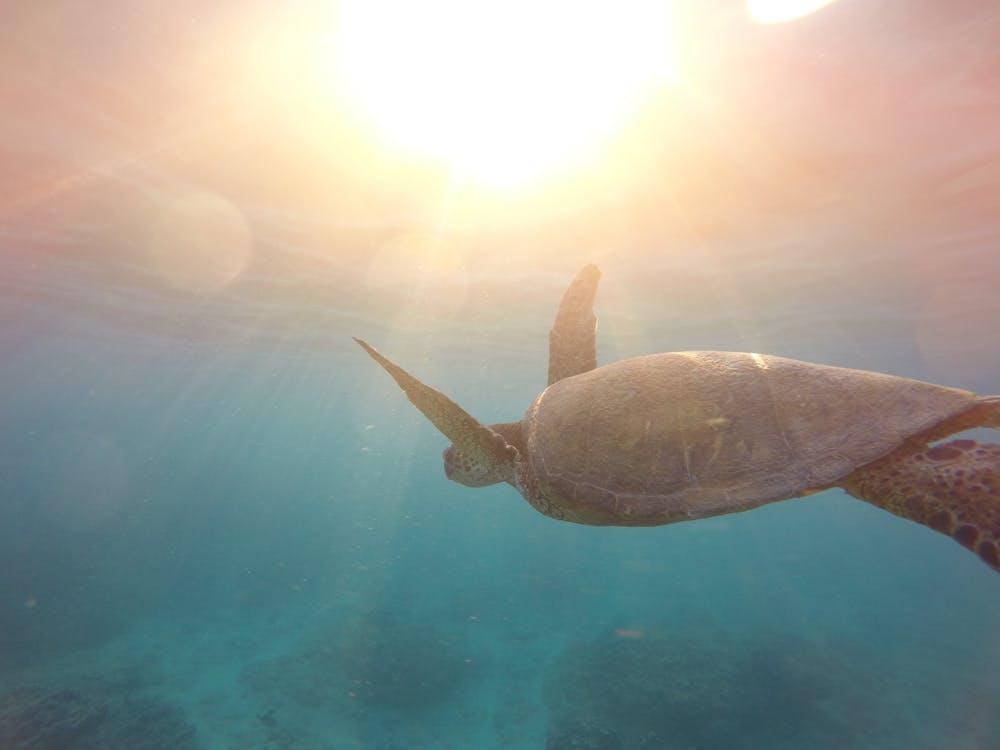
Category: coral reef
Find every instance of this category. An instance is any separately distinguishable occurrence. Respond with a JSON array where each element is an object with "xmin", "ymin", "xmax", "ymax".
[
  {"xmin": 545, "ymin": 628, "xmax": 739, "ymax": 749},
  {"xmin": 0, "ymin": 684, "xmax": 200, "ymax": 750},
  {"xmin": 544, "ymin": 627, "xmax": 889, "ymax": 750},
  {"xmin": 546, "ymin": 721, "xmax": 622, "ymax": 750},
  {"xmin": 245, "ymin": 607, "xmax": 477, "ymax": 712},
  {"xmin": 336, "ymin": 608, "xmax": 475, "ymax": 709}
]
